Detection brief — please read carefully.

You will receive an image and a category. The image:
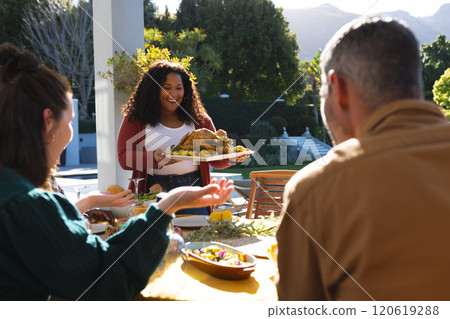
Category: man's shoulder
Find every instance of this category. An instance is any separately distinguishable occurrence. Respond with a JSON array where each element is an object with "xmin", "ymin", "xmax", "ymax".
[{"xmin": 286, "ymin": 139, "xmax": 365, "ymax": 196}]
